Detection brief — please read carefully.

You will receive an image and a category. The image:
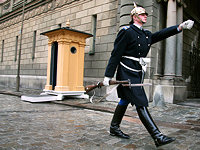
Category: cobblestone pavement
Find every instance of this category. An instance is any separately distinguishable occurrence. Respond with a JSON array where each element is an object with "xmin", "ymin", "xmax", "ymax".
[{"xmin": 0, "ymin": 88, "xmax": 200, "ymax": 150}]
